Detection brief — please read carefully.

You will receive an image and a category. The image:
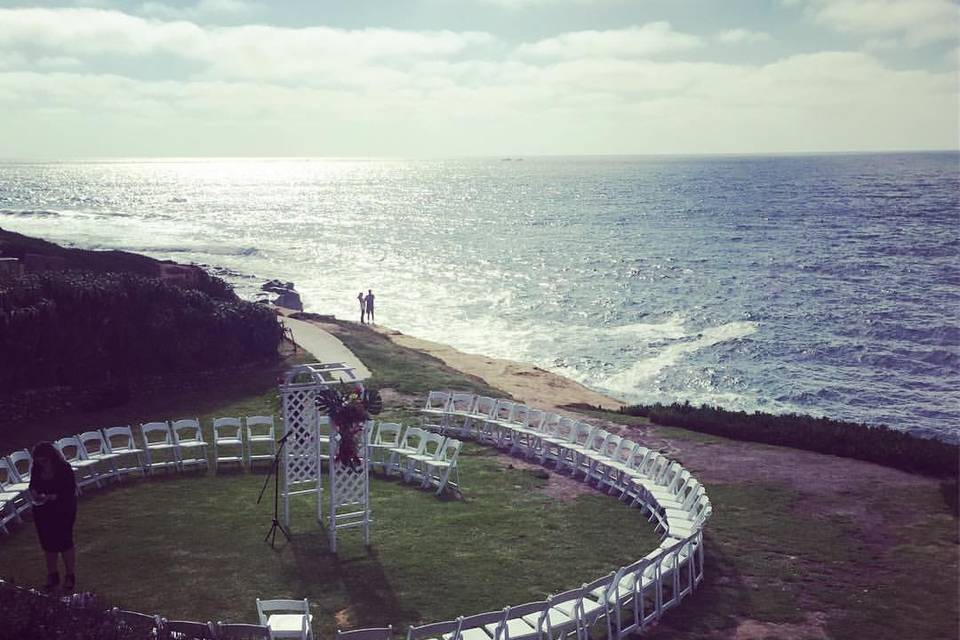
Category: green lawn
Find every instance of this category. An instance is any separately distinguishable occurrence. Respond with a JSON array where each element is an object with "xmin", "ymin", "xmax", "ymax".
[{"xmin": 0, "ymin": 446, "xmax": 660, "ymax": 636}]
